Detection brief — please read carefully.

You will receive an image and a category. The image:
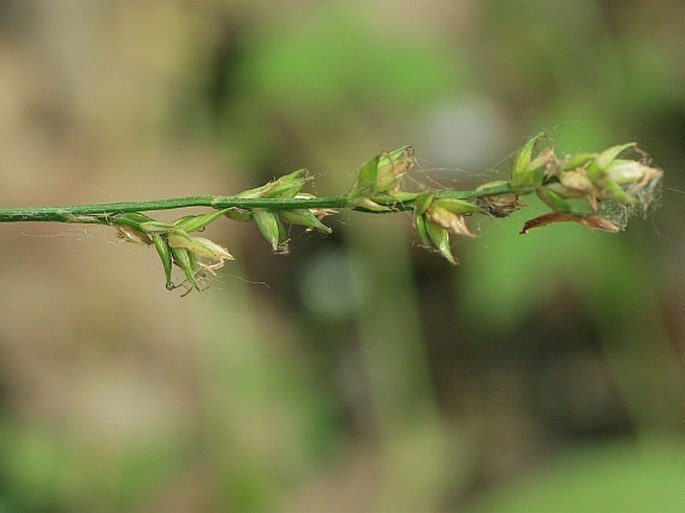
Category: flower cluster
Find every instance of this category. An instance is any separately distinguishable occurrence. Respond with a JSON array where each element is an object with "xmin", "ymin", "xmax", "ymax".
[
  {"xmin": 346, "ymin": 135, "xmax": 662, "ymax": 265},
  {"xmin": 112, "ymin": 171, "xmax": 333, "ymax": 294},
  {"xmin": 412, "ymin": 194, "xmax": 482, "ymax": 265},
  {"xmin": 113, "ymin": 210, "xmax": 235, "ymax": 294},
  {"xmin": 347, "ymin": 145, "xmax": 416, "ymax": 211},
  {"xmin": 517, "ymin": 134, "xmax": 663, "ymax": 233},
  {"xmin": 233, "ymin": 169, "xmax": 333, "ymax": 254}
]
